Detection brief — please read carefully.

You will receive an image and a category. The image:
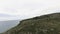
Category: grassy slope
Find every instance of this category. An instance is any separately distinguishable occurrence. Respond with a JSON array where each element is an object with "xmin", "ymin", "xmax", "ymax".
[{"xmin": 2, "ymin": 13, "xmax": 60, "ymax": 34}]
